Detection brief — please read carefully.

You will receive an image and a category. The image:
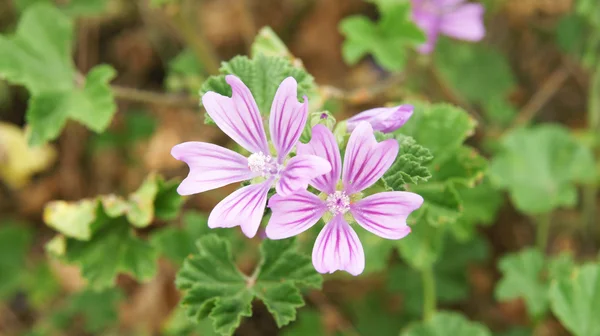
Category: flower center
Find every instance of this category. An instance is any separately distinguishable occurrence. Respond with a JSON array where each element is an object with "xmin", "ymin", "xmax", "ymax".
[
  {"xmin": 248, "ymin": 152, "xmax": 283, "ymax": 178},
  {"xmin": 326, "ymin": 191, "xmax": 350, "ymax": 215}
]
